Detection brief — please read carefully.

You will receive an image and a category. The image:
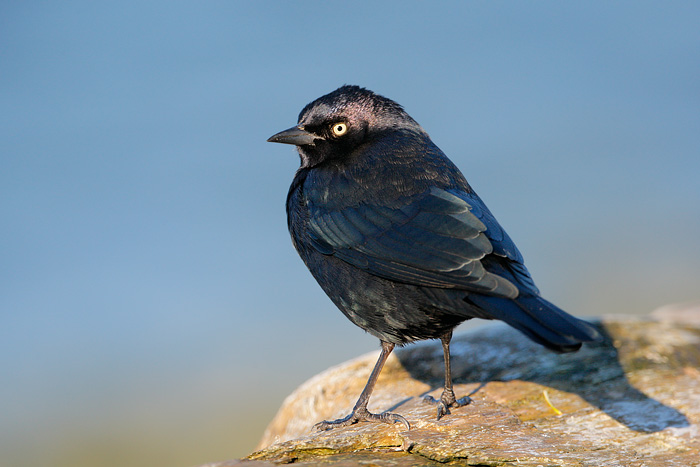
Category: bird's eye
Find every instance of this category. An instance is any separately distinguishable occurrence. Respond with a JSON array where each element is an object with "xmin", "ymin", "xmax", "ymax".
[{"xmin": 331, "ymin": 122, "xmax": 348, "ymax": 137}]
